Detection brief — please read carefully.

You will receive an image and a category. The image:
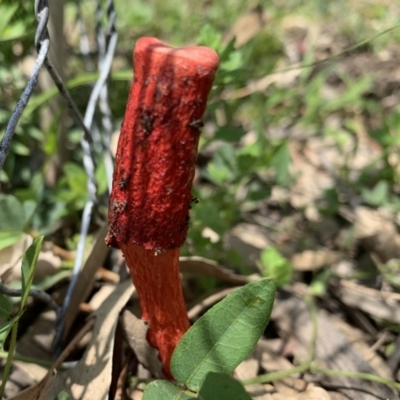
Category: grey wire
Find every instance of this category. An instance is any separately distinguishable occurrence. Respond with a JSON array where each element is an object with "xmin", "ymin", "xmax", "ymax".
[
  {"xmin": 0, "ymin": 283, "xmax": 59, "ymax": 312},
  {"xmin": 76, "ymin": 1, "xmax": 93, "ymax": 72},
  {"xmin": 37, "ymin": 1, "xmax": 98, "ymax": 356},
  {"xmin": 42, "ymin": 58, "xmax": 98, "ymax": 201},
  {"xmin": 54, "ymin": 0, "xmax": 118, "ymax": 354},
  {"xmin": 0, "ymin": 3, "xmax": 50, "ymax": 173},
  {"xmin": 0, "ymin": 0, "xmax": 116, "ymax": 355},
  {"xmin": 0, "ymin": 0, "xmax": 99, "ymax": 353},
  {"xmin": 97, "ymin": 0, "xmax": 117, "ymax": 191}
]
